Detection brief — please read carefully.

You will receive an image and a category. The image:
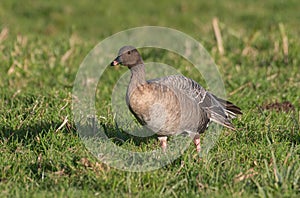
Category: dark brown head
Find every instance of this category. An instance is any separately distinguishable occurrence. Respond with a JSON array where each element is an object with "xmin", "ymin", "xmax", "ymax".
[{"xmin": 110, "ymin": 46, "xmax": 143, "ymax": 68}]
